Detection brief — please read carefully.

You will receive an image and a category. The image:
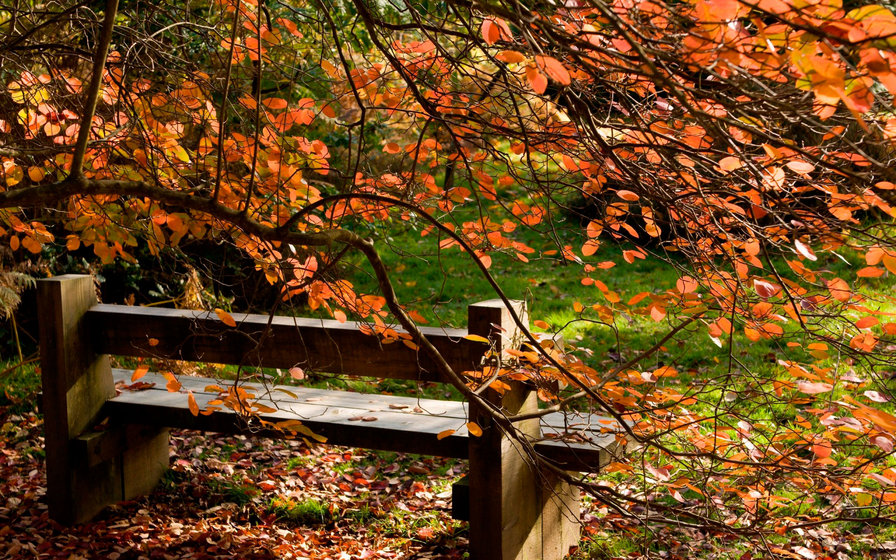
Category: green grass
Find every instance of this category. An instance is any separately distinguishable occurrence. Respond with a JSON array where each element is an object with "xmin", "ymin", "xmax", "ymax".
[
  {"xmin": 0, "ymin": 361, "xmax": 40, "ymax": 416},
  {"xmin": 267, "ymin": 497, "xmax": 335, "ymax": 525}
]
